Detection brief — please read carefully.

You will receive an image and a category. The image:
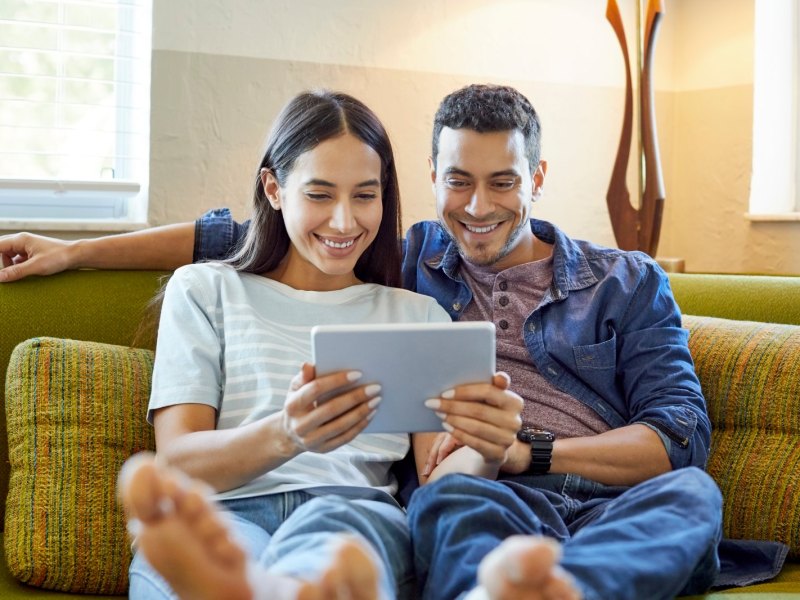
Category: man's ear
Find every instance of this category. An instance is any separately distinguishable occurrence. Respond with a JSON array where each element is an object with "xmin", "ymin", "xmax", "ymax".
[
  {"xmin": 428, "ymin": 156, "xmax": 437, "ymax": 193},
  {"xmin": 532, "ymin": 160, "xmax": 548, "ymax": 202},
  {"xmin": 260, "ymin": 168, "xmax": 281, "ymax": 210}
]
